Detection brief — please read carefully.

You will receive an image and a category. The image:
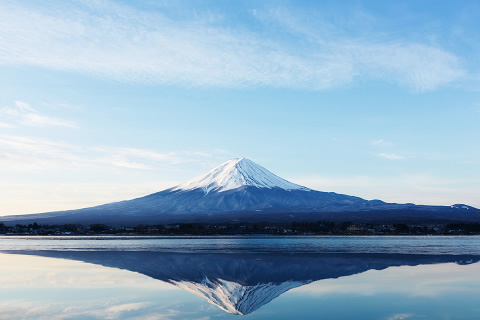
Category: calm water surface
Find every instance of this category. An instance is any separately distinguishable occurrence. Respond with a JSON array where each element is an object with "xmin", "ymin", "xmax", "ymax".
[{"xmin": 0, "ymin": 236, "xmax": 479, "ymax": 319}]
